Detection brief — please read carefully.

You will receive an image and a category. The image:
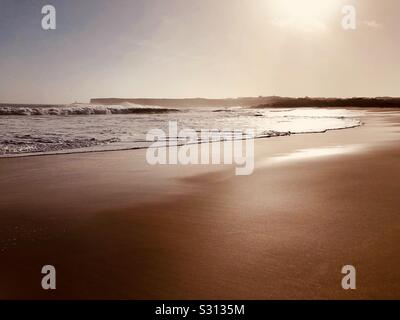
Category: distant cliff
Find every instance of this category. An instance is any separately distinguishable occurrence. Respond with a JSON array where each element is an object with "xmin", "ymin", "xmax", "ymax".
[
  {"xmin": 90, "ymin": 97, "xmax": 282, "ymax": 107},
  {"xmin": 90, "ymin": 96, "xmax": 400, "ymax": 108}
]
